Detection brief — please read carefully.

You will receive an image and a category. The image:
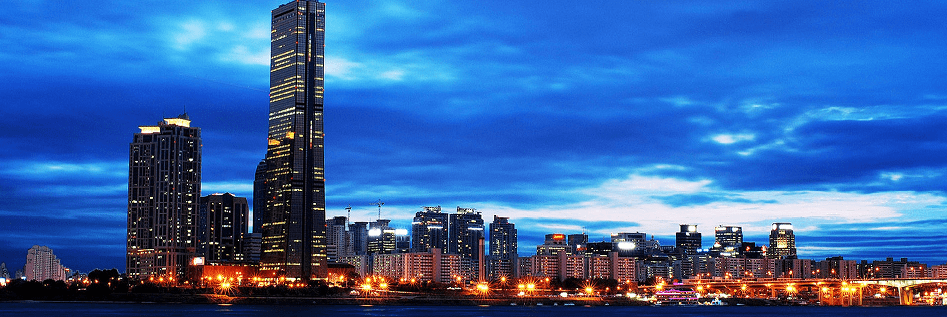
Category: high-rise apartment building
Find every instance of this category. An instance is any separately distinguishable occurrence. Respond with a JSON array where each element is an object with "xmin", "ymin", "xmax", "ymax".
[
  {"xmin": 326, "ymin": 216, "xmax": 348, "ymax": 262},
  {"xmin": 675, "ymin": 224, "xmax": 701, "ymax": 255},
  {"xmin": 449, "ymin": 207, "xmax": 484, "ymax": 279},
  {"xmin": 767, "ymin": 222, "xmax": 796, "ymax": 259},
  {"xmin": 411, "ymin": 206, "xmax": 449, "ymax": 252},
  {"xmin": 260, "ymin": 0, "xmax": 327, "ymax": 281},
  {"xmin": 127, "ymin": 114, "xmax": 201, "ymax": 281},
  {"xmin": 25, "ymin": 245, "xmax": 66, "ymax": 281},
  {"xmin": 0, "ymin": 262, "xmax": 9, "ymax": 280},
  {"xmin": 198, "ymin": 193, "xmax": 249, "ymax": 263},
  {"xmin": 367, "ymin": 219, "xmax": 407, "ymax": 255},
  {"xmin": 349, "ymin": 221, "xmax": 369, "ymax": 255},
  {"xmin": 489, "ymin": 216, "xmax": 517, "ymax": 280}
]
